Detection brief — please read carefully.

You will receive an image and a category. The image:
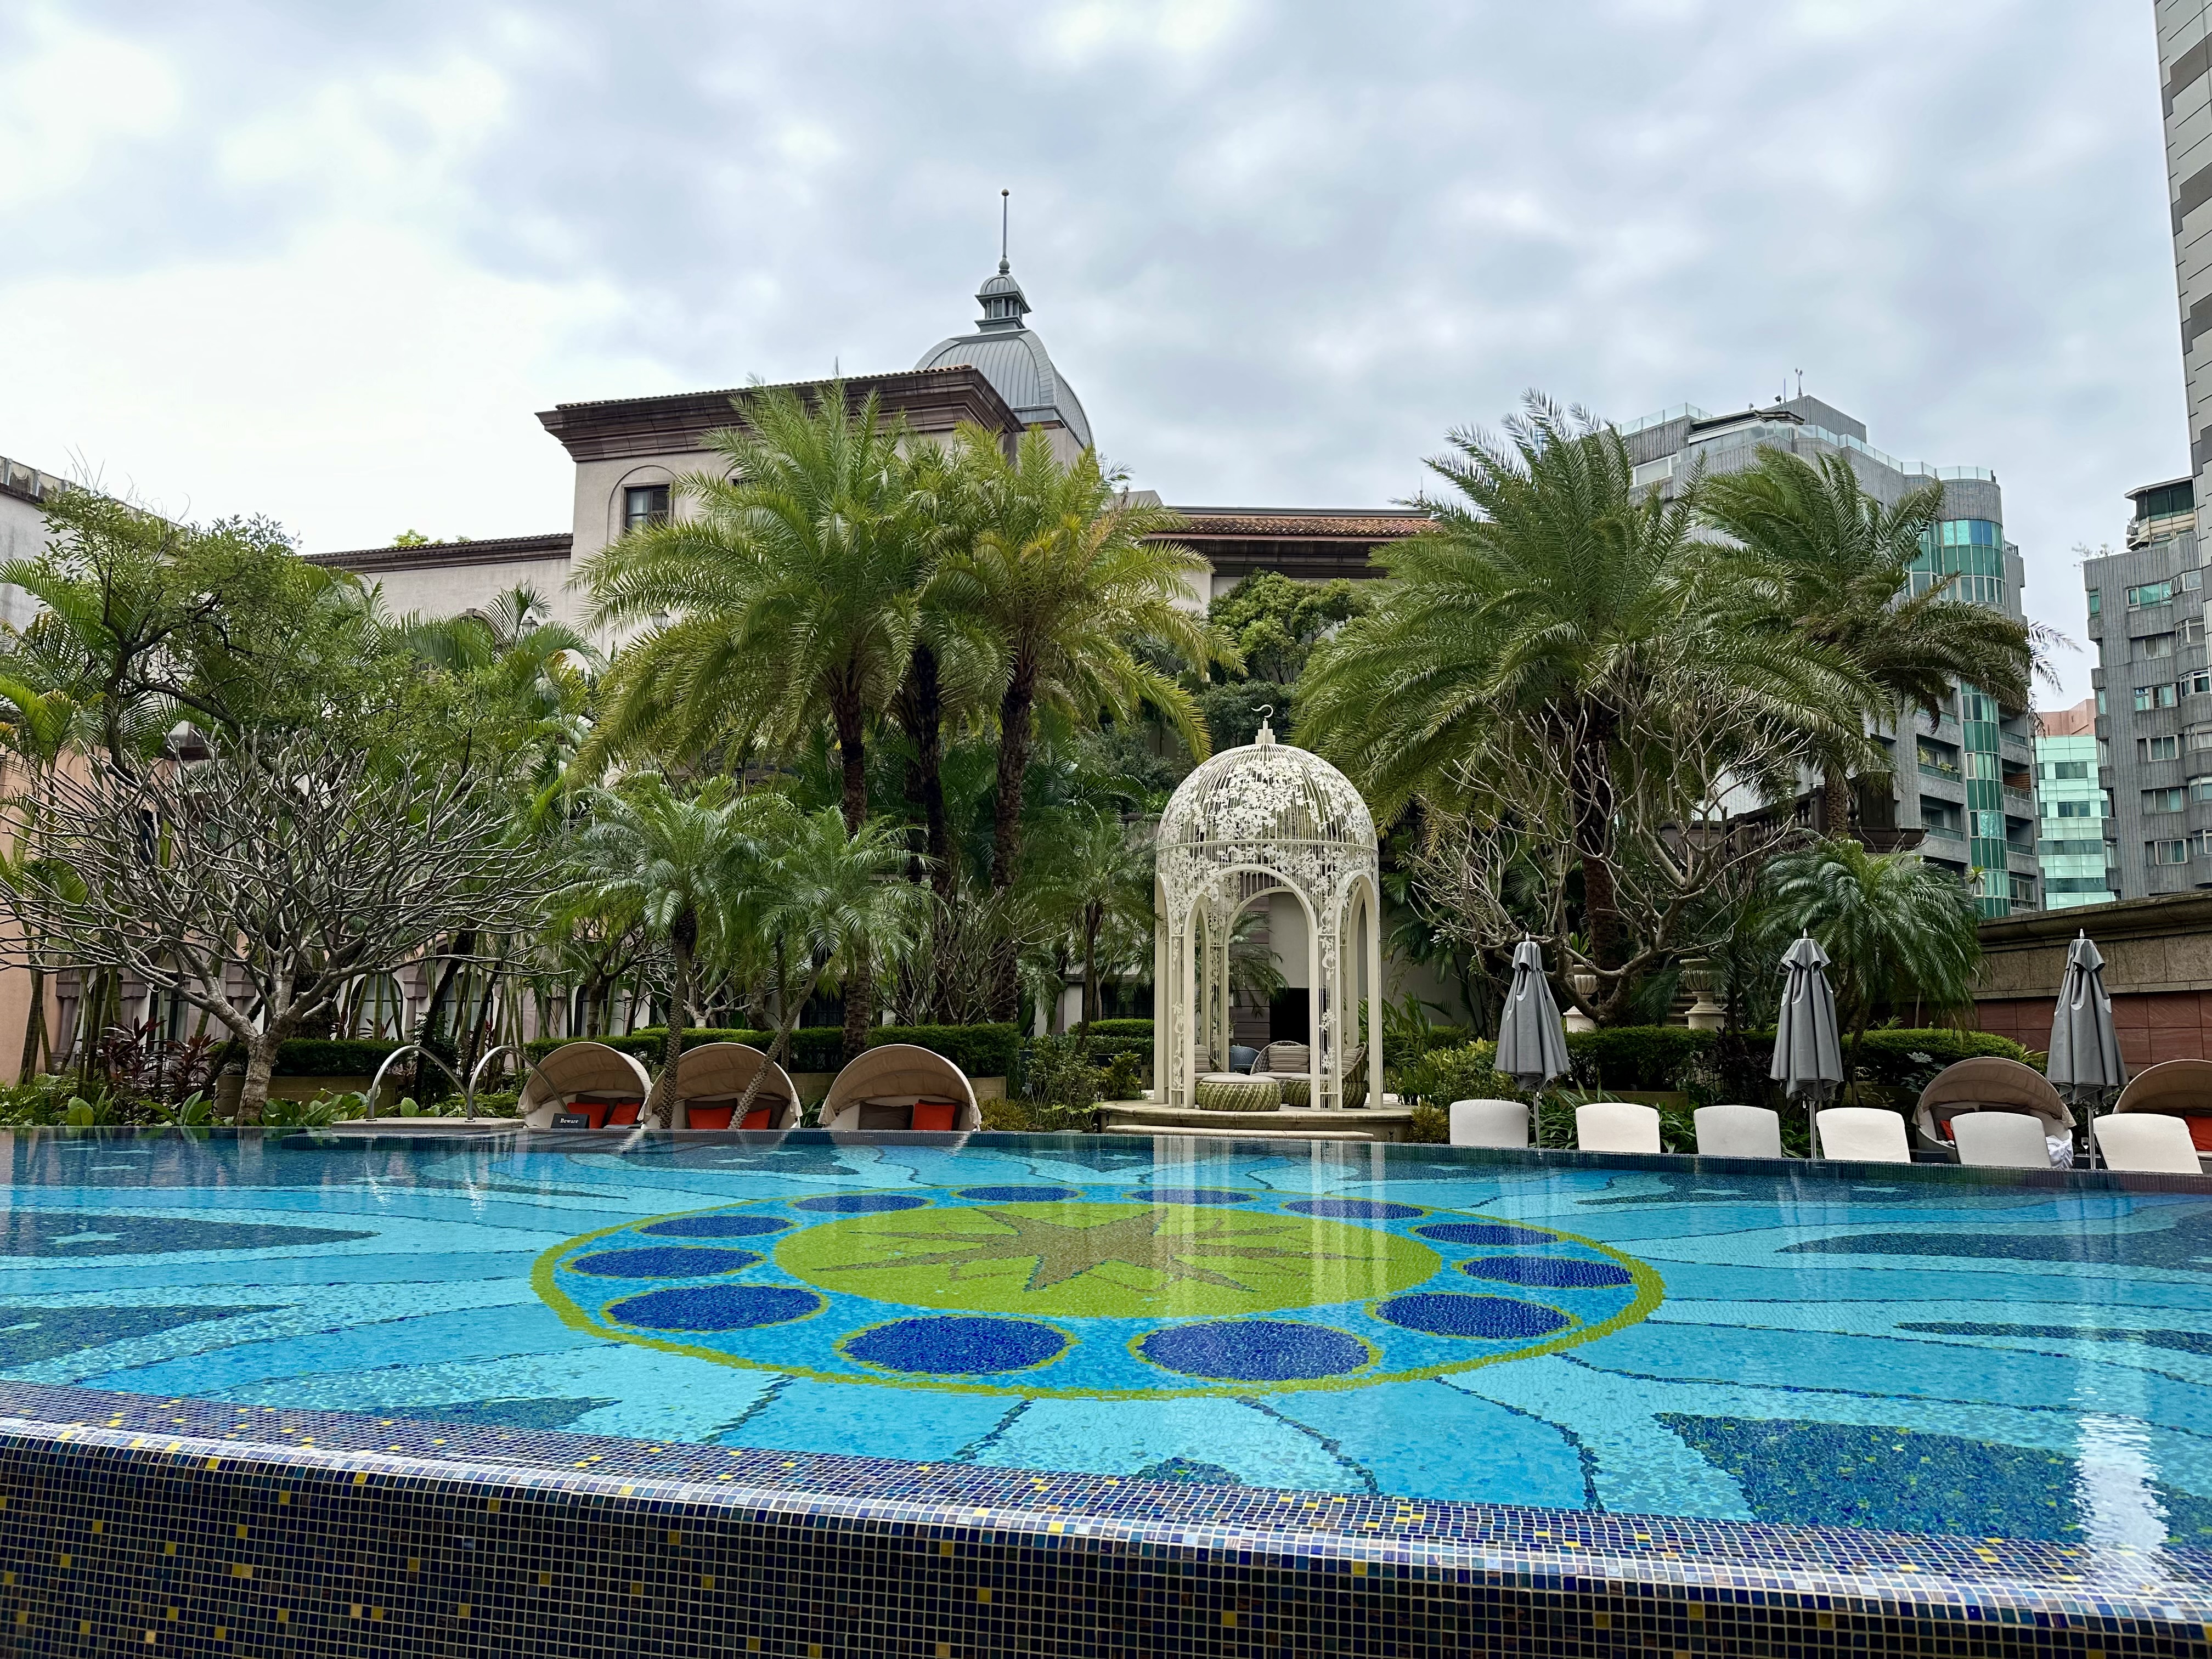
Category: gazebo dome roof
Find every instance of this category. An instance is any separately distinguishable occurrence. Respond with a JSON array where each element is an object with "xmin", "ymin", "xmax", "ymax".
[{"xmin": 1159, "ymin": 720, "xmax": 1375, "ymax": 853}]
